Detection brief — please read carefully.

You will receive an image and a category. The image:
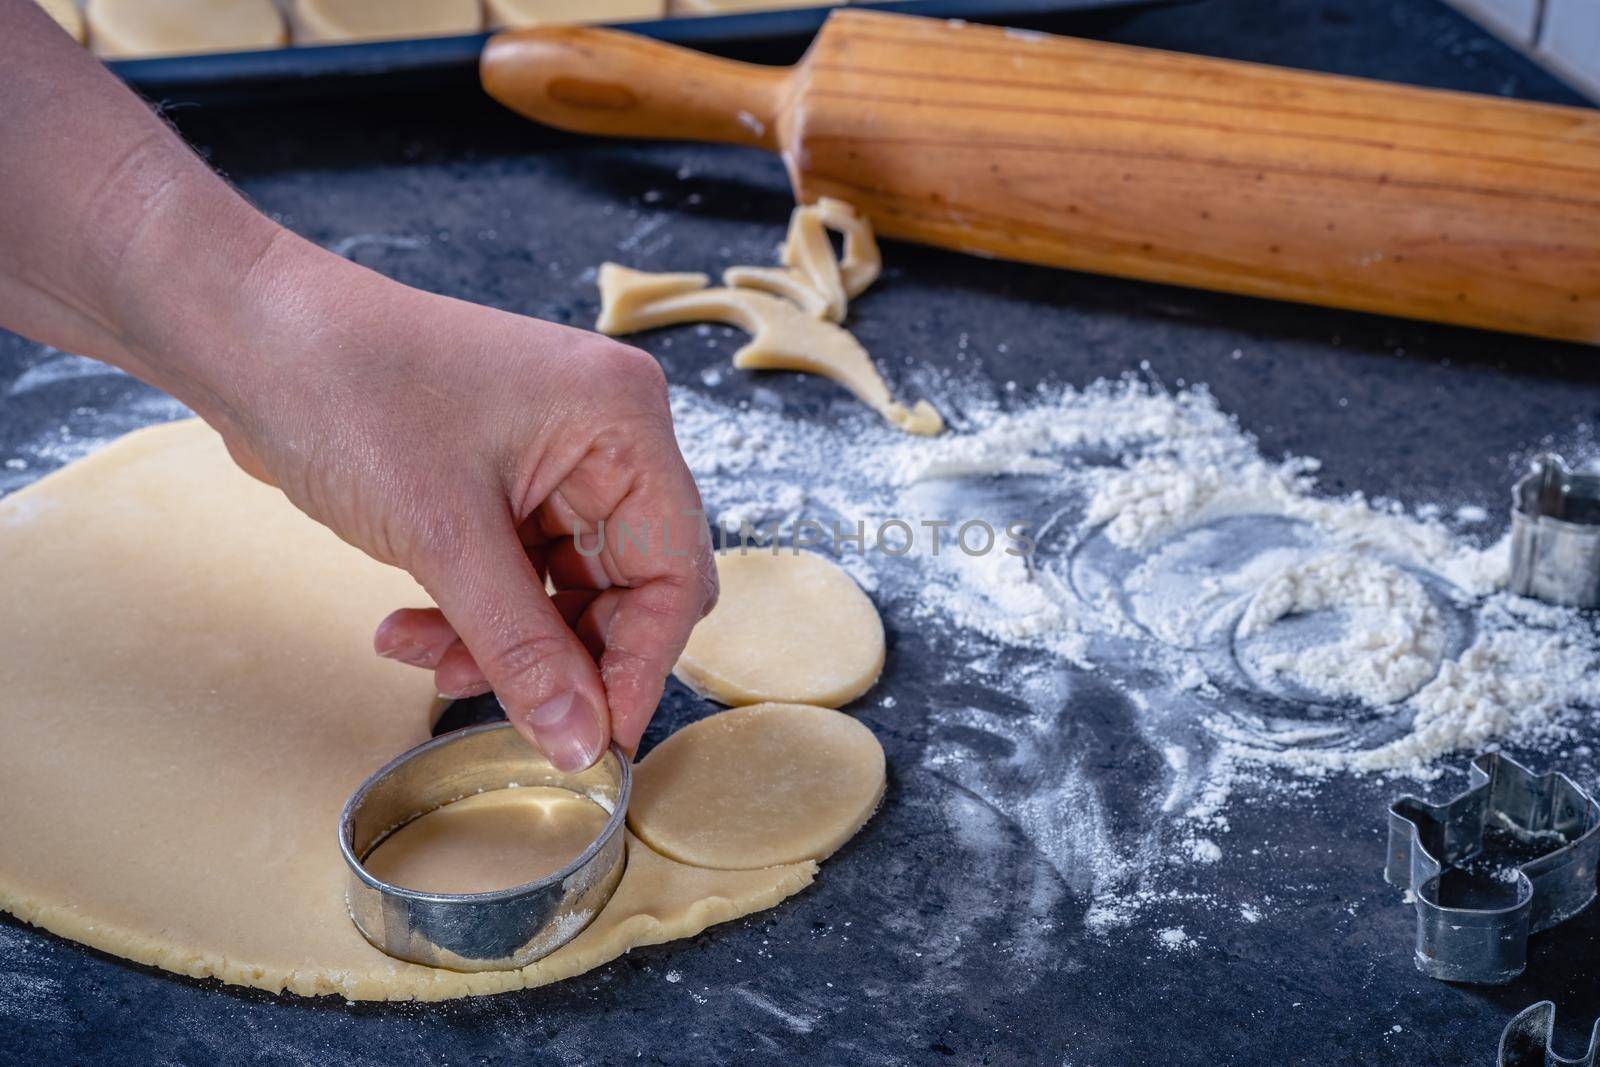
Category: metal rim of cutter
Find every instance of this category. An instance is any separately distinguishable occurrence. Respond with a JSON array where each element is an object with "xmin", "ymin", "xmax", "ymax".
[
  {"xmin": 1499, "ymin": 1001, "xmax": 1600, "ymax": 1067},
  {"xmin": 339, "ymin": 723, "xmax": 630, "ymax": 972},
  {"xmin": 1509, "ymin": 453, "xmax": 1600, "ymax": 609}
]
